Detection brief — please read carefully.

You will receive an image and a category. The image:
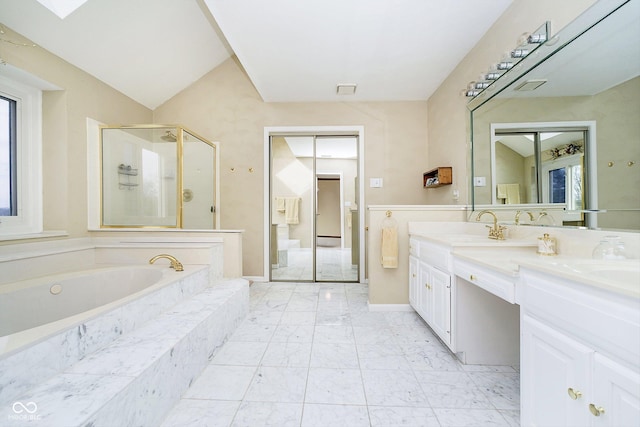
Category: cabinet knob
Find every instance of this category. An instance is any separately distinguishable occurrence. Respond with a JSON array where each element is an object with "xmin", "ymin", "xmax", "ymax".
[
  {"xmin": 589, "ymin": 403, "xmax": 605, "ymax": 417},
  {"xmin": 470, "ymin": 274, "xmax": 477, "ymax": 281},
  {"xmin": 424, "ymin": 283, "xmax": 431, "ymax": 290},
  {"xmin": 567, "ymin": 388, "xmax": 582, "ymax": 400},
  {"xmin": 412, "ymin": 273, "xmax": 416, "ymax": 278}
]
